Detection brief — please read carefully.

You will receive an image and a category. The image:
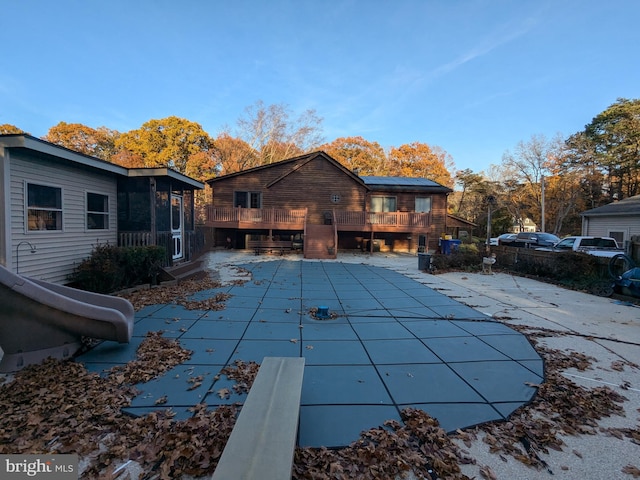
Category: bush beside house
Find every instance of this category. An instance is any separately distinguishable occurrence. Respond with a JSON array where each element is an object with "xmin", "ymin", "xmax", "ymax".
[{"xmin": 68, "ymin": 245, "xmax": 166, "ymax": 293}]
